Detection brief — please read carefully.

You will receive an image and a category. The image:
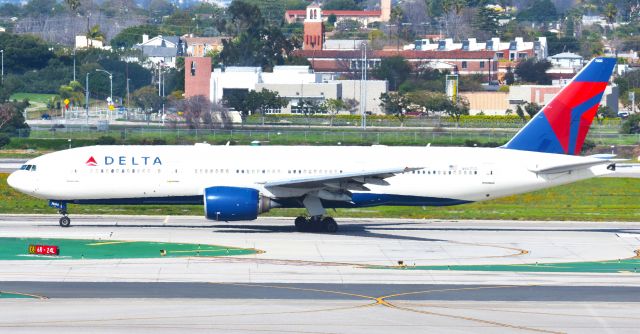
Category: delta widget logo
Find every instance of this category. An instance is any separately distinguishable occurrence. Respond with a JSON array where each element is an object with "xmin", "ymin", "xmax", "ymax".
[{"xmin": 85, "ymin": 156, "xmax": 98, "ymax": 166}]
